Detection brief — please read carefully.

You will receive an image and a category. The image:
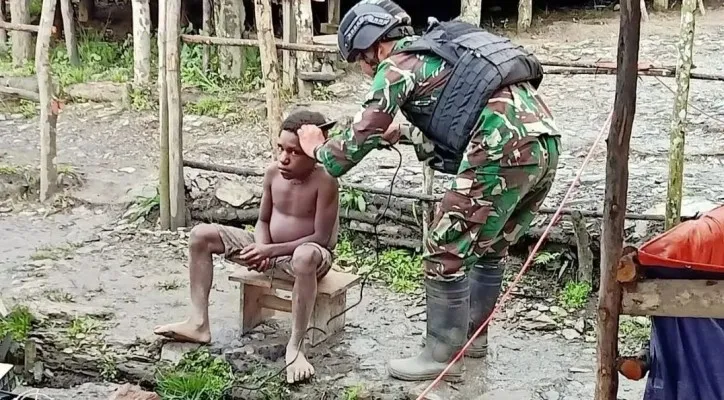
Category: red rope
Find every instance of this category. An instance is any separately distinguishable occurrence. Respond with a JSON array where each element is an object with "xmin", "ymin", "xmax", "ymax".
[{"xmin": 415, "ymin": 110, "xmax": 614, "ymax": 399}]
